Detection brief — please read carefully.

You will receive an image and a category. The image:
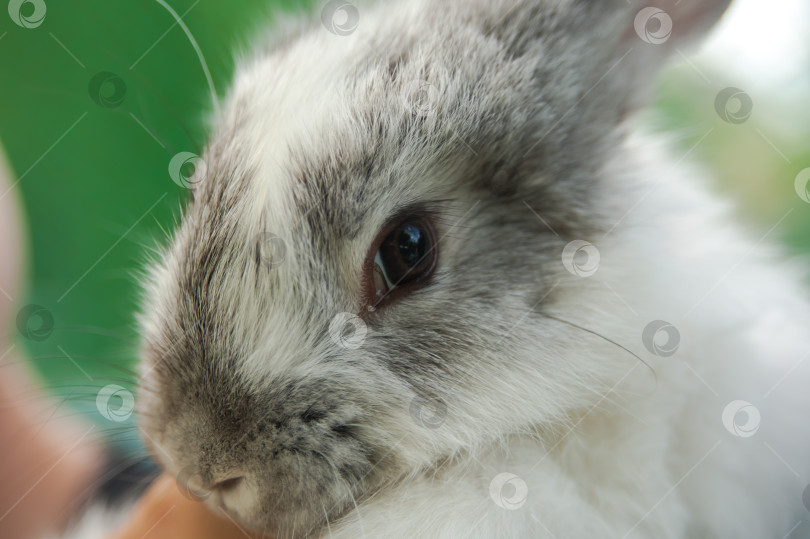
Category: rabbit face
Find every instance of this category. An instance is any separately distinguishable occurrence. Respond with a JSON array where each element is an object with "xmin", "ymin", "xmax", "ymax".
[{"xmin": 137, "ymin": 0, "xmax": 730, "ymax": 535}]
